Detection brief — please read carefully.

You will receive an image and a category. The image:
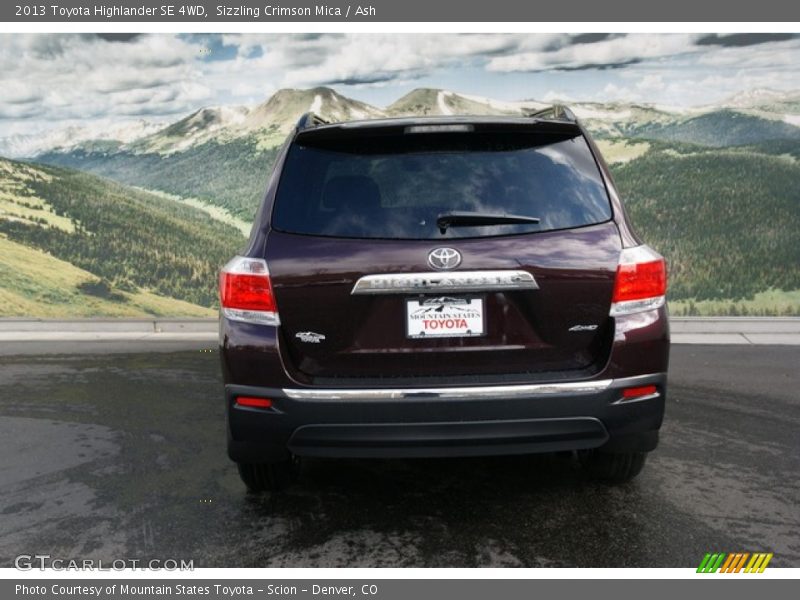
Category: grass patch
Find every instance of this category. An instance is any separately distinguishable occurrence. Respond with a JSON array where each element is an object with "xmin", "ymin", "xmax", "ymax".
[
  {"xmin": 0, "ymin": 159, "xmax": 76, "ymax": 232},
  {"xmin": 595, "ymin": 139, "xmax": 650, "ymax": 164},
  {"xmin": 0, "ymin": 235, "xmax": 214, "ymax": 317},
  {"xmin": 670, "ymin": 289, "xmax": 800, "ymax": 316},
  {"xmin": 135, "ymin": 187, "xmax": 251, "ymax": 236}
]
